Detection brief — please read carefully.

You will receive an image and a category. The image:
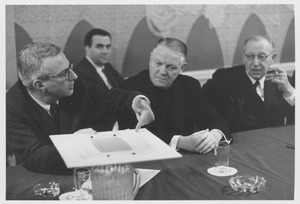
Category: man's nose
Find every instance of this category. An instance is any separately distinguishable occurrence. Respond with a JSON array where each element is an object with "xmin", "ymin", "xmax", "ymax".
[
  {"xmin": 253, "ymin": 56, "xmax": 260, "ymax": 65},
  {"xmin": 158, "ymin": 65, "xmax": 168, "ymax": 75},
  {"xmin": 102, "ymin": 46, "xmax": 109, "ymax": 53},
  {"xmin": 69, "ymin": 69, "xmax": 78, "ymax": 80}
]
